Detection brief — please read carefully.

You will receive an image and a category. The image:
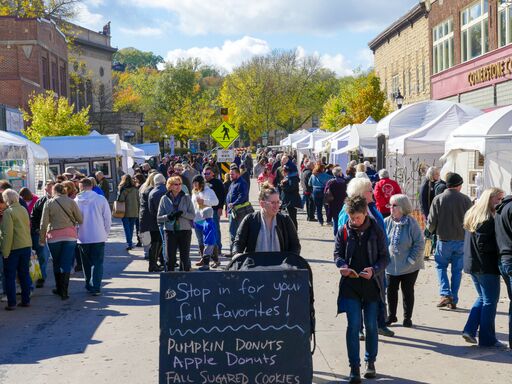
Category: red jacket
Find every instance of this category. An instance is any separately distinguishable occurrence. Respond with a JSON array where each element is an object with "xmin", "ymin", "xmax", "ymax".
[{"xmin": 374, "ymin": 178, "xmax": 402, "ymax": 215}]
